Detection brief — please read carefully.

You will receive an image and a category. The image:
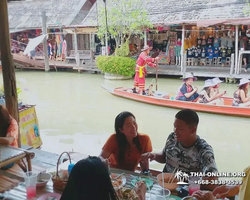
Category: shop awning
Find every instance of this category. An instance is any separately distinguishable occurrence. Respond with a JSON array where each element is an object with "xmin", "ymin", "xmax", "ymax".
[
  {"xmin": 197, "ymin": 18, "xmax": 250, "ymax": 27},
  {"xmin": 23, "ymin": 34, "xmax": 47, "ymax": 55}
]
